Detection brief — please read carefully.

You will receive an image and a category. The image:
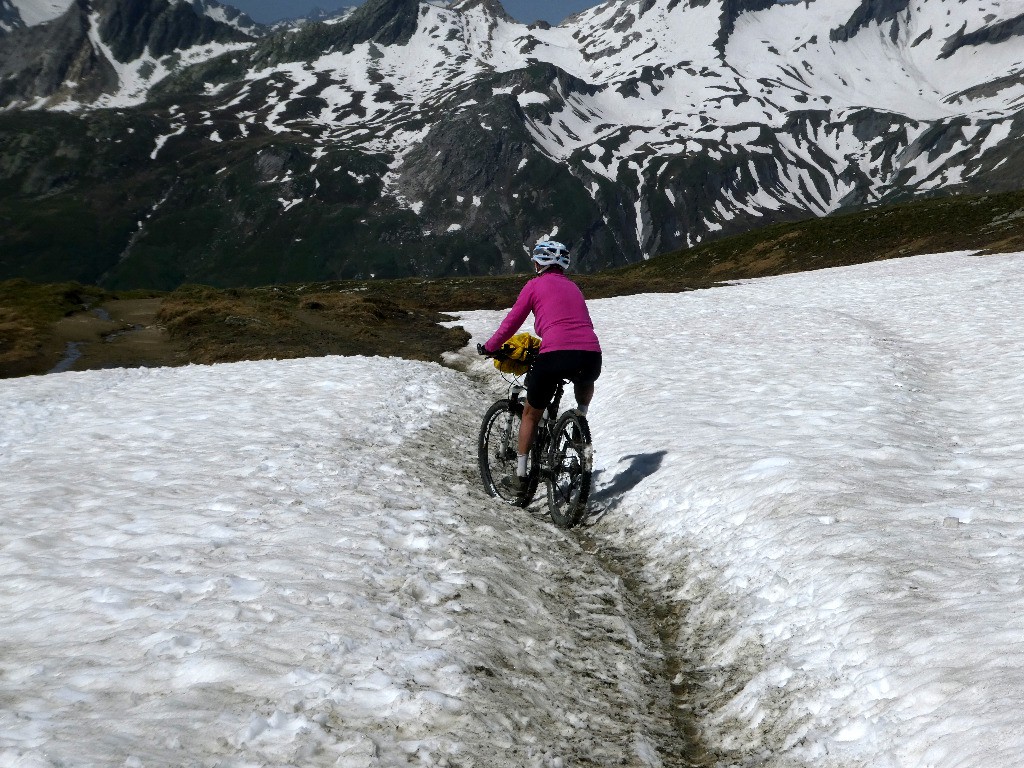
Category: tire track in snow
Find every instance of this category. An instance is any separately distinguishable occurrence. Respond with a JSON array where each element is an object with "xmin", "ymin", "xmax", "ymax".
[{"xmin": 446, "ymin": 361, "xmax": 711, "ymax": 767}]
